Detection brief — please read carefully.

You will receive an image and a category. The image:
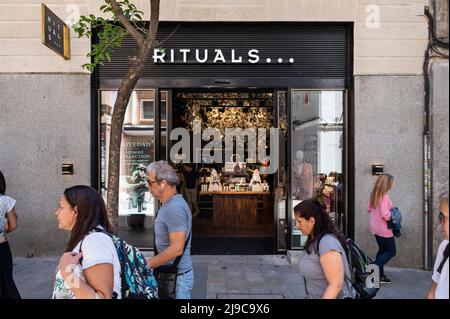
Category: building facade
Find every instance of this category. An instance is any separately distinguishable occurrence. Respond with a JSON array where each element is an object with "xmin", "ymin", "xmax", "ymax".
[{"xmin": 0, "ymin": 0, "xmax": 448, "ymax": 269}]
